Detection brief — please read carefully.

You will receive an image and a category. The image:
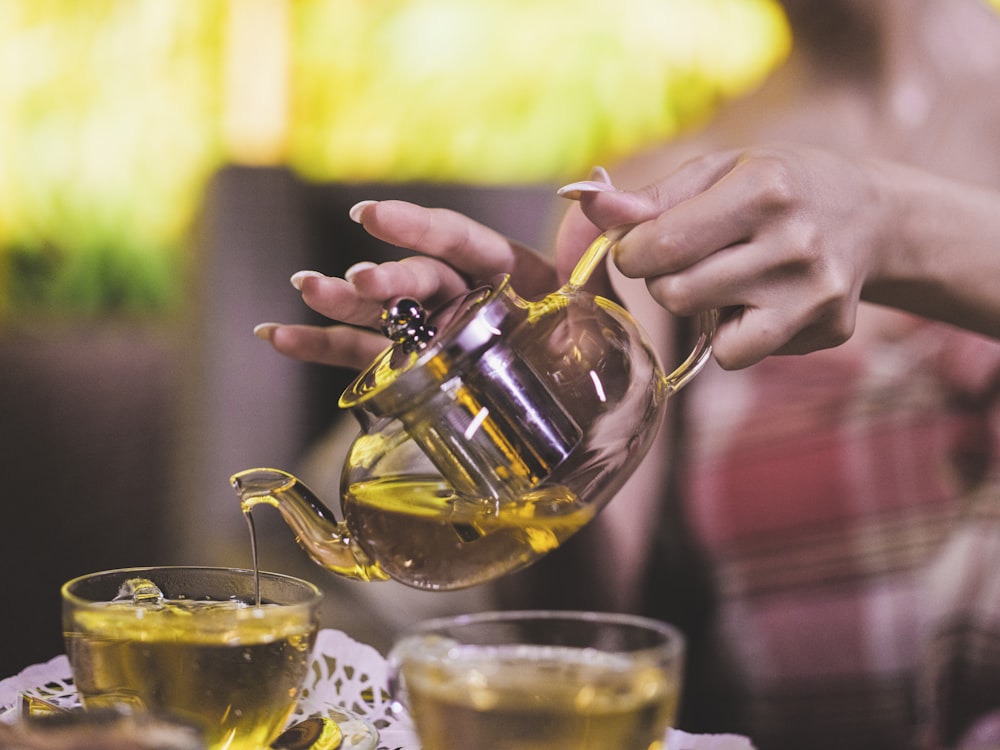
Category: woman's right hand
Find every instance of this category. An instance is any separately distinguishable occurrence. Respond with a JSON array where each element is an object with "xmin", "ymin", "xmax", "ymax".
[{"xmin": 253, "ymin": 198, "xmax": 564, "ymax": 370}]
